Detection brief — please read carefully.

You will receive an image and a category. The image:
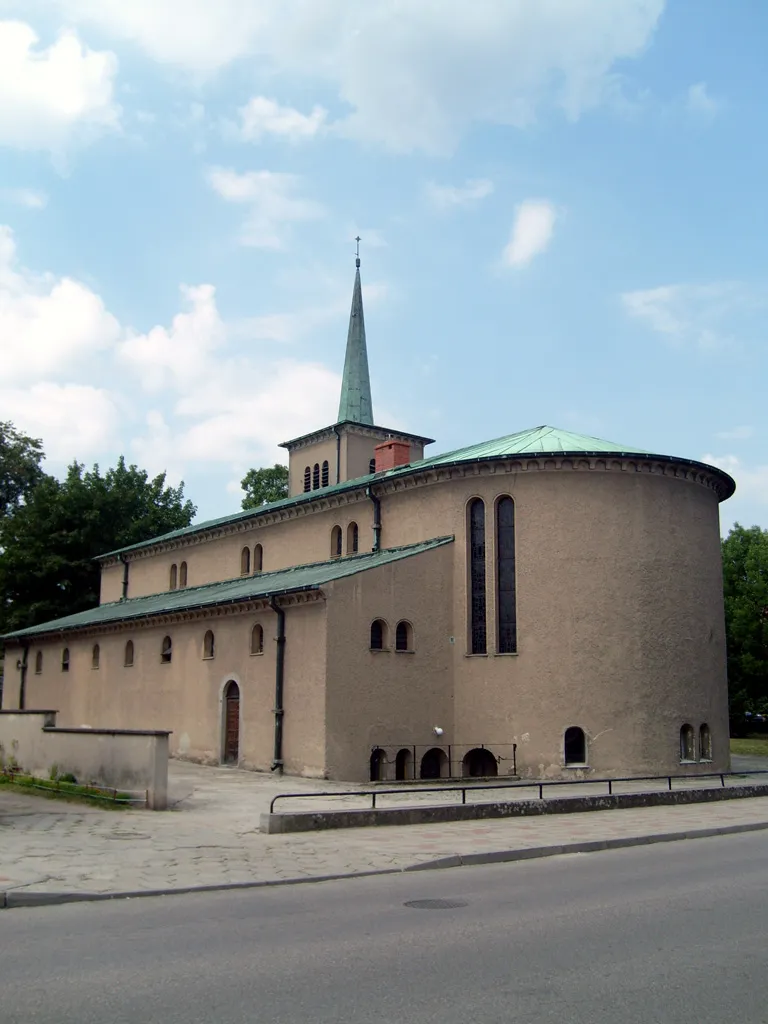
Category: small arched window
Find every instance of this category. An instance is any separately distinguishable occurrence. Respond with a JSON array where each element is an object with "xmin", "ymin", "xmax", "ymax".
[
  {"xmin": 253, "ymin": 543, "xmax": 263, "ymax": 573},
  {"xmin": 699, "ymin": 723, "xmax": 712, "ymax": 761},
  {"xmin": 169, "ymin": 563, "xmax": 178, "ymax": 590},
  {"xmin": 179, "ymin": 561, "xmax": 188, "ymax": 587},
  {"xmin": 240, "ymin": 546, "xmax": 251, "ymax": 575},
  {"xmin": 61, "ymin": 648, "xmax": 70, "ymax": 672},
  {"xmin": 331, "ymin": 525, "xmax": 342, "ymax": 558},
  {"xmin": 564, "ymin": 726, "xmax": 586, "ymax": 765},
  {"xmin": 680, "ymin": 723, "xmax": 695, "ymax": 761},
  {"xmin": 347, "ymin": 521, "xmax": 359, "ymax": 554},
  {"xmin": 312, "ymin": 463, "xmax": 320, "ymax": 489},
  {"xmin": 124, "ymin": 640, "xmax": 134, "ymax": 667},
  {"xmin": 251, "ymin": 623, "xmax": 264, "ymax": 655},
  {"xmin": 369, "ymin": 457, "xmax": 376, "ymax": 474},
  {"xmin": 203, "ymin": 629, "xmax": 215, "ymax": 659},
  {"xmin": 161, "ymin": 636, "xmax": 172, "ymax": 664},
  {"xmin": 34, "ymin": 650, "xmax": 43, "ymax": 674},
  {"xmin": 370, "ymin": 619, "xmax": 387, "ymax": 651},
  {"xmin": 395, "ymin": 620, "xmax": 413, "ymax": 652},
  {"xmin": 321, "ymin": 460, "xmax": 329, "ymax": 487},
  {"xmin": 92, "ymin": 643, "xmax": 100, "ymax": 669},
  {"xmin": 303, "ymin": 466, "xmax": 311, "ymax": 492}
]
